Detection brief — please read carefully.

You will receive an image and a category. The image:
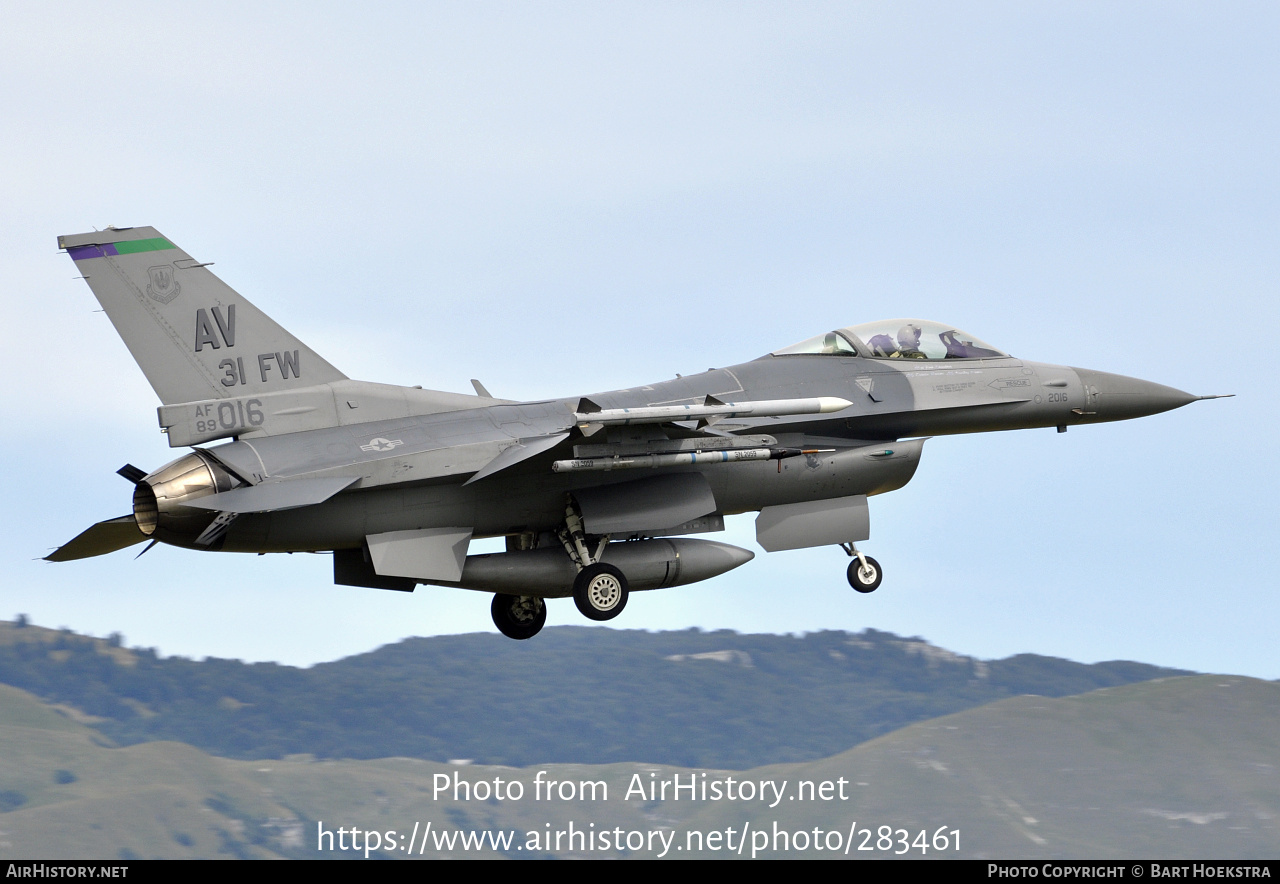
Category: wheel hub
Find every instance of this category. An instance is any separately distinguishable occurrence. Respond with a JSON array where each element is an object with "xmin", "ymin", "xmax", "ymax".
[
  {"xmin": 587, "ymin": 574, "xmax": 623, "ymax": 611},
  {"xmin": 510, "ymin": 597, "xmax": 542, "ymax": 623}
]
